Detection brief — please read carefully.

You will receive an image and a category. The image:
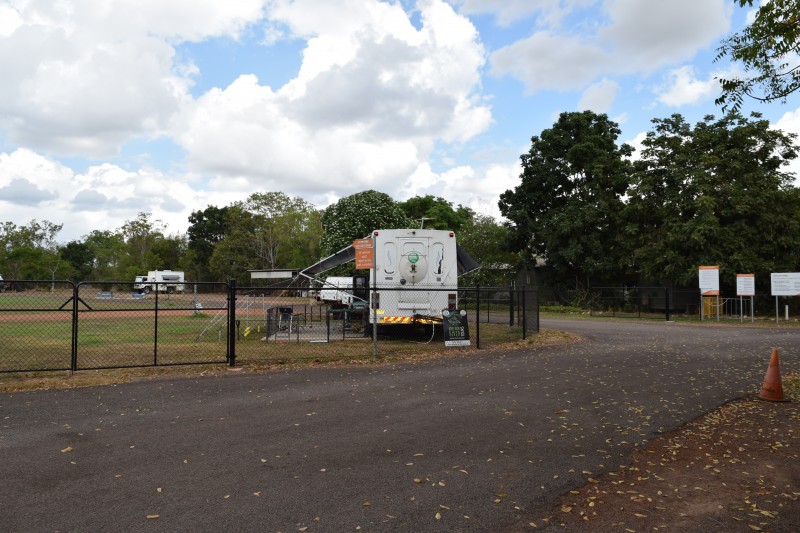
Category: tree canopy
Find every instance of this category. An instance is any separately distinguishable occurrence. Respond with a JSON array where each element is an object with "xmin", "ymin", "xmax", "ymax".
[
  {"xmin": 715, "ymin": 0, "xmax": 800, "ymax": 111},
  {"xmin": 320, "ymin": 190, "xmax": 410, "ymax": 255},
  {"xmin": 625, "ymin": 112, "xmax": 800, "ymax": 286},
  {"xmin": 498, "ymin": 111, "xmax": 633, "ymax": 287},
  {"xmin": 397, "ymin": 195, "xmax": 474, "ymax": 231}
]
